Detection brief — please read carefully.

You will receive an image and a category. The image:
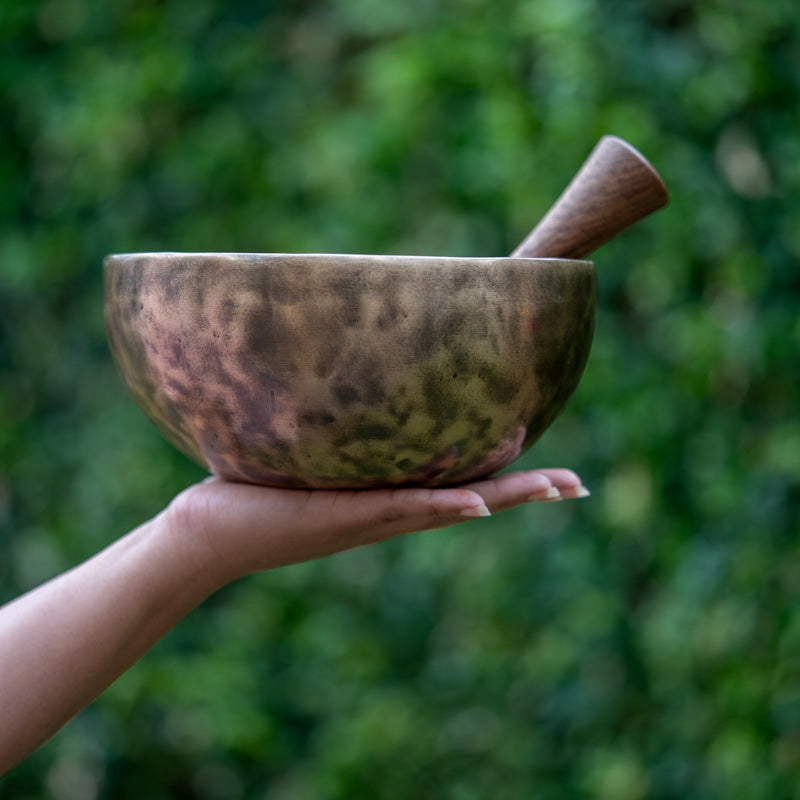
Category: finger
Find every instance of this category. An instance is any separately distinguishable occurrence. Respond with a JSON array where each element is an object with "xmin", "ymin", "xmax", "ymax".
[
  {"xmin": 316, "ymin": 486, "xmax": 491, "ymax": 538},
  {"xmin": 459, "ymin": 470, "xmax": 552, "ymax": 513},
  {"xmin": 335, "ymin": 501, "xmax": 488, "ymax": 545},
  {"xmin": 461, "ymin": 468, "xmax": 589, "ymax": 512},
  {"xmin": 531, "ymin": 468, "xmax": 590, "ymax": 499}
]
